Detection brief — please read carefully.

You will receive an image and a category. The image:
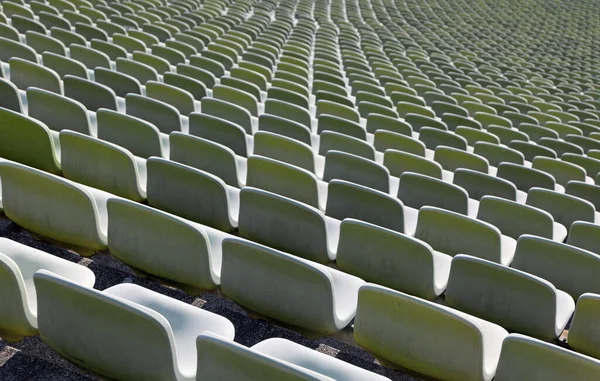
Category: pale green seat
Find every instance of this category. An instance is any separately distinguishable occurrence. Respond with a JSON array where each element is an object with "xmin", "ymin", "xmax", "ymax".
[
  {"xmin": 390, "ymin": 92, "xmax": 424, "ymax": 107},
  {"xmin": 0, "ymin": 161, "xmax": 111, "ymax": 250},
  {"xmin": 366, "ymin": 113, "xmax": 412, "ymax": 135},
  {"xmin": 64, "ymin": 75, "xmax": 118, "ymax": 112},
  {"xmin": 503, "ymin": 111, "xmax": 539, "ymax": 128},
  {"xmin": 10, "ymin": 58, "xmax": 62, "ymax": 94},
  {"xmin": 189, "ymin": 55, "xmax": 225, "ymax": 78},
  {"xmin": 477, "ymin": 196, "xmax": 567, "ymax": 241},
  {"xmin": 316, "ymin": 100, "xmax": 360, "ymax": 123},
  {"xmin": 146, "ymin": 157, "xmax": 238, "ymax": 232},
  {"xmin": 74, "ymin": 24, "xmax": 108, "ymax": 43},
  {"xmin": 323, "ymin": 151, "xmax": 392, "ymax": 194},
  {"xmin": 146, "ymin": 81, "xmax": 196, "ymax": 115},
  {"xmin": 474, "ymin": 112, "xmax": 512, "ymax": 129},
  {"xmin": 442, "ymin": 113, "xmax": 482, "ymax": 131},
  {"xmin": 25, "ymin": 31, "xmax": 66, "ymax": 56},
  {"xmin": 94, "ymin": 68, "xmax": 141, "ymax": 98},
  {"xmin": 116, "ymin": 57, "xmax": 159, "ymax": 83},
  {"xmin": 258, "ymin": 114, "xmax": 311, "ymax": 145},
  {"xmin": 126, "ymin": 94, "xmax": 184, "ymax": 134},
  {"xmin": 221, "ymin": 77, "xmax": 262, "ymax": 104},
  {"xmin": 170, "ymin": 132, "xmax": 245, "ymax": 188},
  {"xmin": 254, "ymin": 131, "xmax": 322, "ymax": 176},
  {"xmin": 420, "ymin": 127, "xmax": 468, "ymax": 151},
  {"xmin": 454, "ymin": 168, "xmax": 522, "ymax": 202},
  {"xmin": 337, "ymin": 219, "xmax": 450, "ymax": 300},
  {"xmin": 107, "ymin": 198, "xmax": 224, "ymax": 289},
  {"xmin": 0, "ymin": 238, "xmax": 95, "ymax": 342},
  {"xmin": 398, "ymin": 172, "xmax": 475, "ymax": 216},
  {"xmin": 196, "ymin": 333, "xmax": 389, "ymax": 380},
  {"xmin": 509, "ymin": 141, "xmax": 557, "ymax": 161},
  {"xmin": 0, "ymin": 108, "xmax": 61, "ymax": 174},
  {"xmin": 374, "ymin": 130, "xmax": 426, "ymax": 156},
  {"xmin": 396, "ymin": 102, "xmax": 435, "ymax": 118},
  {"xmin": 97, "ymin": 109, "xmax": 168, "ymax": 159},
  {"xmin": 238, "ymin": 187, "xmax": 339, "ymax": 263},
  {"xmin": 246, "ymin": 155, "xmax": 323, "ymax": 210},
  {"xmin": 11, "ymin": 15, "xmax": 46, "ymax": 35},
  {"xmin": 91, "ymin": 39, "xmax": 128, "ymax": 61},
  {"xmin": 532, "ymin": 156, "xmax": 588, "ymax": 187},
  {"xmin": 319, "ymin": 131, "xmax": 374, "ymax": 159},
  {"xmin": 446, "ymin": 255, "xmax": 574, "ymax": 340},
  {"xmin": 59, "ymin": 131, "xmax": 146, "ymax": 202},
  {"xmin": 164, "ymin": 73, "xmax": 207, "ymax": 101},
  {"xmin": 34, "ymin": 270, "xmax": 235, "ymax": 381},
  {"xmin": 569, "ymin": 293, "xmax": 600, "ymax": 360},
  {"xmin": 317, "ymin": 114, "xmax": 366, "ymax": 140},
  {"xmin": 519, "ymin": 123, "xmax": 559, "ymax": 143},
  {"xmin": 432, "ymin": 101, "xmax": 468, "ymax": 118},
  {"xmin": 200, "ymin": 97, "xmax": 253, "ymax": 134},
  {"xmin": 540, "ymin": 137, "xmax": 585, "ymax": 157},
  {"xmin": 566, "ymin": 181, "xmax": 600, "ymax": 210},
  {"xmin": 406, "ymin": 113, "xmax": 447, "ymax": 132},
  {"xmin": 0, "ymin": 78, "xmax": 23, "ymax": 113},
  {"xmin": 566, "ymin": 135, "xmax": 600, "ymax": 154},
  {"xmin": 494, "ymin": 334, "xmax": 600, "ymax": 381},
  {"xmin": 434, "ymin": 146, "xmax": 490, "ymax": 173},
  {"xmin": 455, "ymin": 126, "xmax": 500, "ymax": 146},
  {"xmin": 563, "ymin": 154, "xmax": 600, "ymax": 179},
  {"xmin": 221, "ymin": 237, "xmax": 363, "ymax": 334},
  {"xmin": 42, "ymin": 52, "xmax": 88, "ymax": 80},
  {"xmin": 0, "ymin": 24, "xmax": 20, "ymax": 42},
  {"xmin": 189, "ymin": 112, "xmax": 249, "ymax": 157},
  {"xmin": 545, "ymin": 122, "xmax": 583, "ymax": 139},
  {"xmin": 213, "ymin": 84, "xmax": 258, "ymax": 117},
  {"xmin": 112, "ymin": 33, "xmax": 146, "ymax": 53},
  {"xmin": 27, "ymin": 88, "xmax": 94, "ymax": 136},
  {"xmin": 384, "ymin": 149, "xmax": 447, "ymax": 180},
  {"xmin": 70, "ymin": 44, "xmax": 110, "ymax": 70},
  {"xmin": 497, "ymin": 163, "xmax": 559, "ymax": 192},
  {"xmin": 354, "ymin": 284, "xmax": 508, "ymax": 381},
  {"xmin": 526, "ymin": 188, "xmax": 595, "ymax": 228},
  {"xmin": 3, "ymin": 2, "xmax": 34, "ymax": 18},
  {"xmin": 463, "ymin": 101, "xmax": 496, "ymax": 117},
  {"xmin": 133, "ymin": 51, "xmax": 171, "ymax": 74},
  {"xmin": 0, "ymin": 37, "xmax": 38, "ymax": 64},
  {"xmin": 415, "ymin": 206, "xmax": 516, "ymax": 265},
  {"xmin": 264, "ymin": 99, "xmax": 312, "ymax": 129},
  {"xmin": 326, "ymin": 180, "xmax": 416, "ymax": 235}
]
